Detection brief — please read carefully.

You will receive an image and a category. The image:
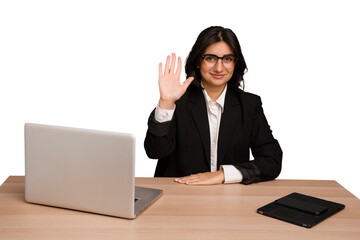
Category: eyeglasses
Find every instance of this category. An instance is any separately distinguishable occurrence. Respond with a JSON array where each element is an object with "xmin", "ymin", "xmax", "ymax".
[{"xmin": 201, "ymin": 54, "xmax": 237, "ymax": 67}]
